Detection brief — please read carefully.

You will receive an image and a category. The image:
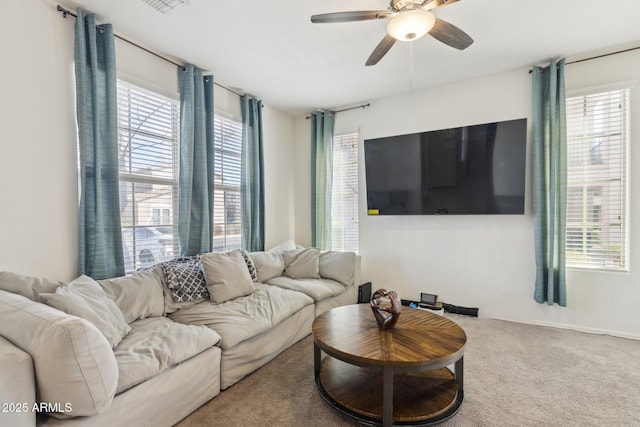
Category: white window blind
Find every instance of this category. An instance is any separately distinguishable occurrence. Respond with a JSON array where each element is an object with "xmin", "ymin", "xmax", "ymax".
[
  {"xmin": 331, "ymin": 131, "xmax": 359, "ymax": 252},
  {"xmin": 213, "ymin": 115, "xmax": 242, "ymax": 252},
  {"xmin": 566, "ymin": 89, "xmax": 628, "ymax": 270},
  {"xmin": 117, "ymin": 81, "xmax": 179, "ymax": 271}
]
